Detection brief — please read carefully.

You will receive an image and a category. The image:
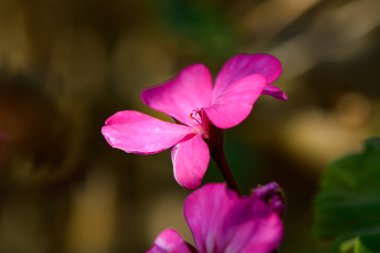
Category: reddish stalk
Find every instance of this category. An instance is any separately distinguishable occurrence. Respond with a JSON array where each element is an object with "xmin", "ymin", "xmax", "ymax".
[
  {"xmin": 210, "ymin": 146, "xmax": 241, "ymax": 195},
  {"xmin": 205, "ymin": 119, "xmax": 241, "ymax": 195}
]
